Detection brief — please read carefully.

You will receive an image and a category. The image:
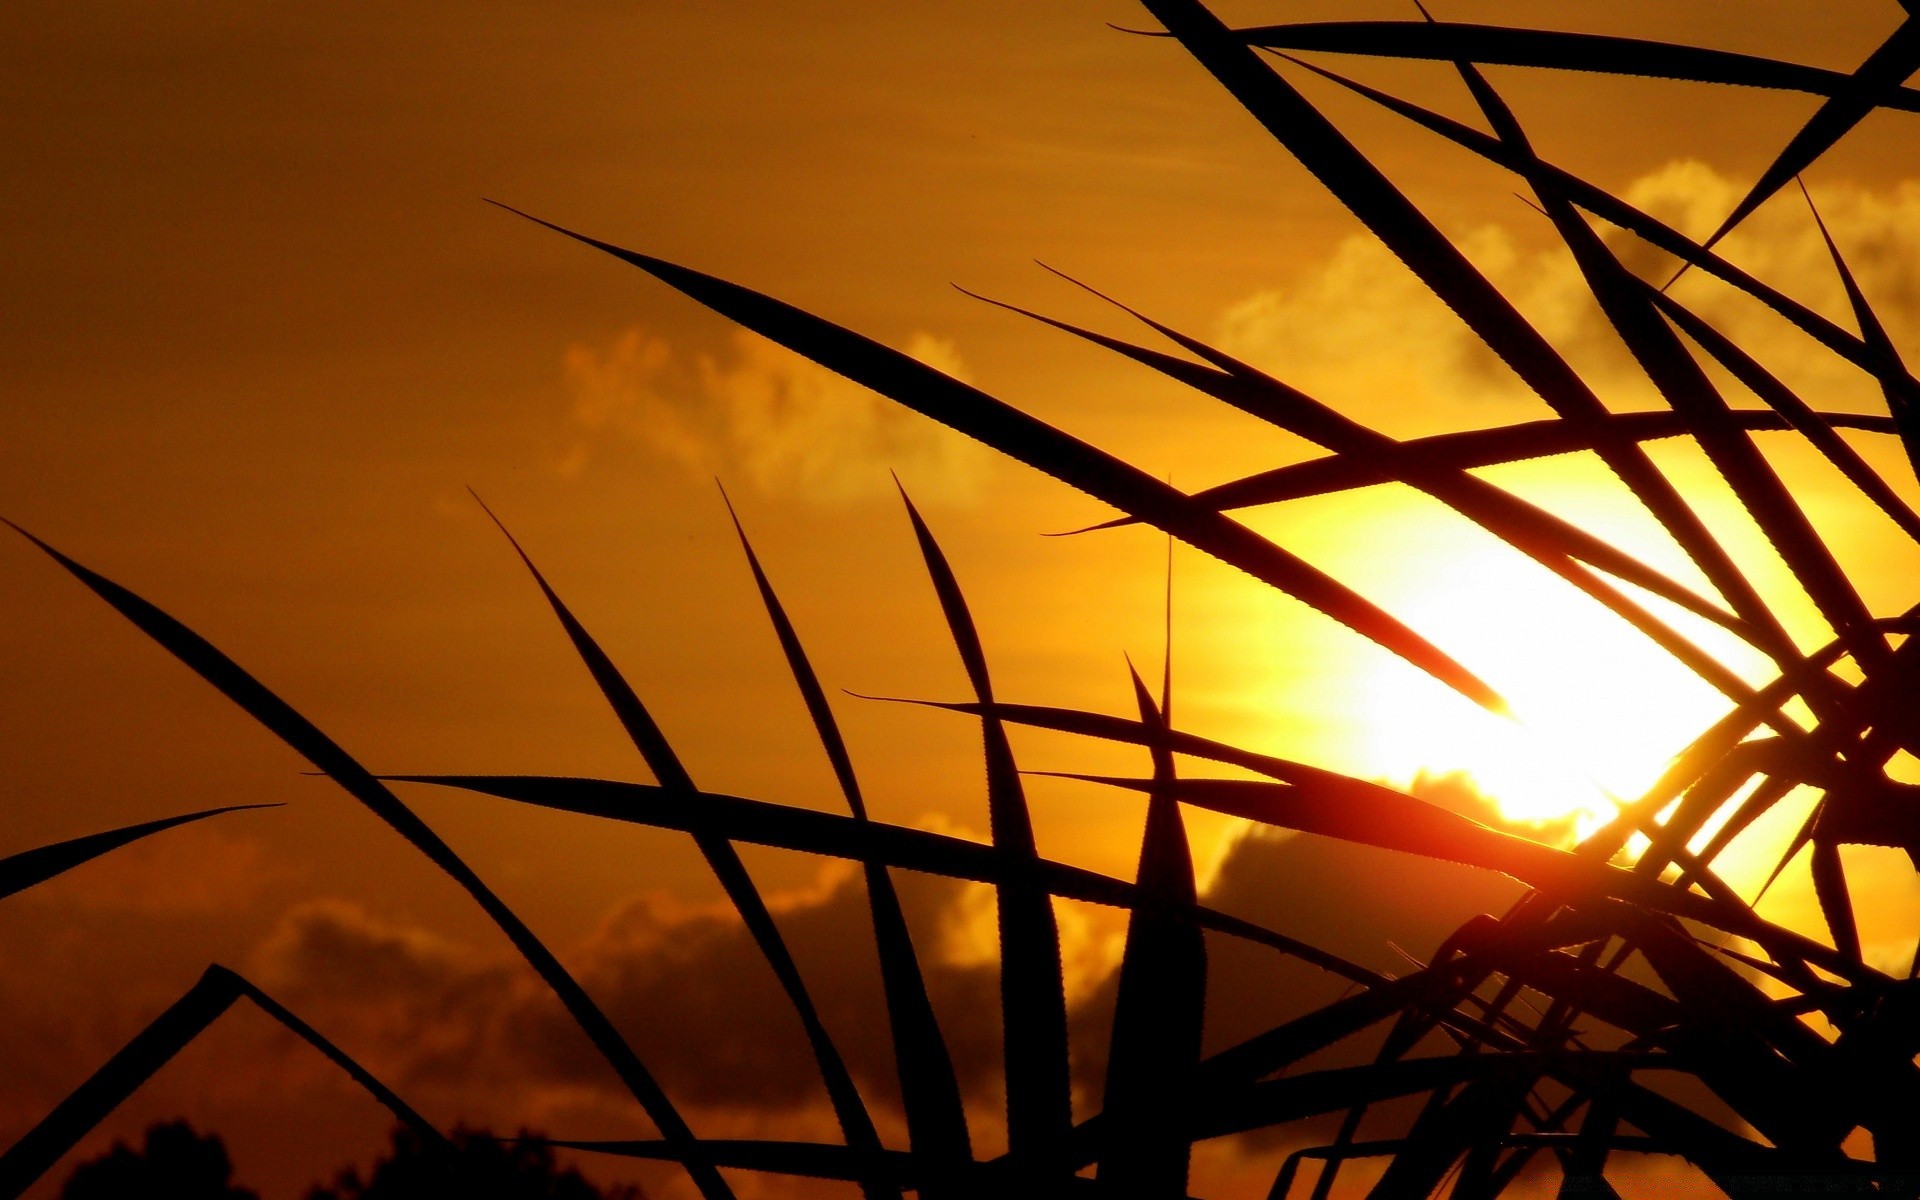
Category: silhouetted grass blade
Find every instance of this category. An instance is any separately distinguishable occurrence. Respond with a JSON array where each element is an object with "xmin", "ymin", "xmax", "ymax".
[
  {"xmin": 0, "ymin": 804, "xmax": 274, "ymax": 902},
  {"xmin": 1096, "ymin": 668, "xmax": 1205, "ymax": 1197},
  {"xmin": 1, "ymin": 521, "xmax": 733, "ymax": 1200},
  {"xmin": 1229, "ymin": 19, "xmax": 1920, "ymax": 108},
  {"xmin": 1056, "ymin": 771, "xmax": 1858, "ymax": 978},
  {"xmin": 1488, "ymin": 74, "xmax": 1882, "ymax": 668},
  {"xmin": 1804, "ymin": 189, "xmax": 1920, "ymax": 485},
  {"xmin": 486, "ymin": 204, "xmax": 1508, "ymax": 715},
  {"xmin": 468, "ymin": 497, "xmax": 893, "ymax": 1200},
  {"xmin": 230, "ymin": 974, "xmax": 444, "ymax": 1143},
  {"xmin": 976, "ymin": 278, "xmax": 1751, "ymax": 641},
  {"xmin": 0, "ymin": 966, "xmax": 444, "ymax": 1200},
  {"xmin": 1695, "ymin": 19, "xmax": 1920, "ymax": 254},
  {"xmin": 1078, "ymin": 409, "xmax": 1898, "ymax": 529},
  {"xmin": 1140, "ymin": 1, "xmax": 1797, "ymax": 676},
  {"xmin": 386, "ymin": 773, "xmax": 1371, "ymax": 978},
  {"xmin": 0, "ymin": 967, "xmax": 241, "ymax": 1199},
  {"xmin": 897, "ymin": 485, "xmax": 1073, "ymax": 1173},
  {"xmin": 1648, "ymin": 289, "xmax": 1920, "ymax": 544},
  {"xmin": 720, "ymin": 491, "xmax": 970, "ymax": 1188},
  {"xmin": 1809, "ymin": 839, "xmax": 1863, "ymax": 962},
  {"xmin": 1276, "ymin": 52, "xmax": 1916, "ymax": 392}
]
